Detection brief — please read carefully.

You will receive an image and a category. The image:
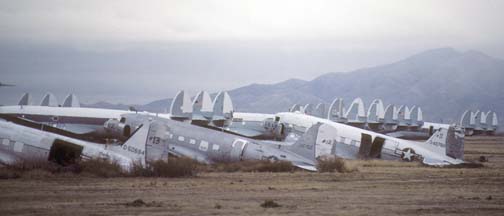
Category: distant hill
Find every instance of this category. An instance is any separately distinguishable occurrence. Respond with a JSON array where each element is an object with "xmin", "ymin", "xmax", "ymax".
[{"xmin": 87, "ymin": 47, "xmax": 504, "ymax": 123}]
